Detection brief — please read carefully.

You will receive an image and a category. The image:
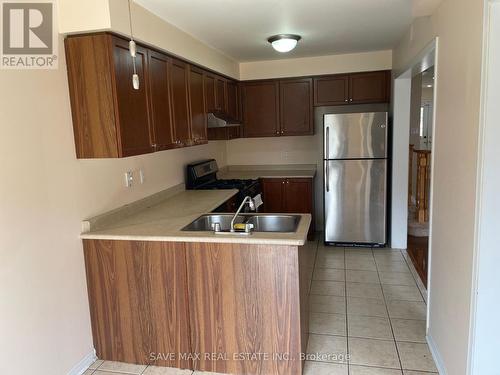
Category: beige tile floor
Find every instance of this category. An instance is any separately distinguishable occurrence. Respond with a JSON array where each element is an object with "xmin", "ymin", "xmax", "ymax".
[
  {"xmin": 304, "ymin": 240, "xmax": 437, "ymax": 375},
  {"xmin": 84, "ymin": 238, "xmax": 438, "ymax": 375}
]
